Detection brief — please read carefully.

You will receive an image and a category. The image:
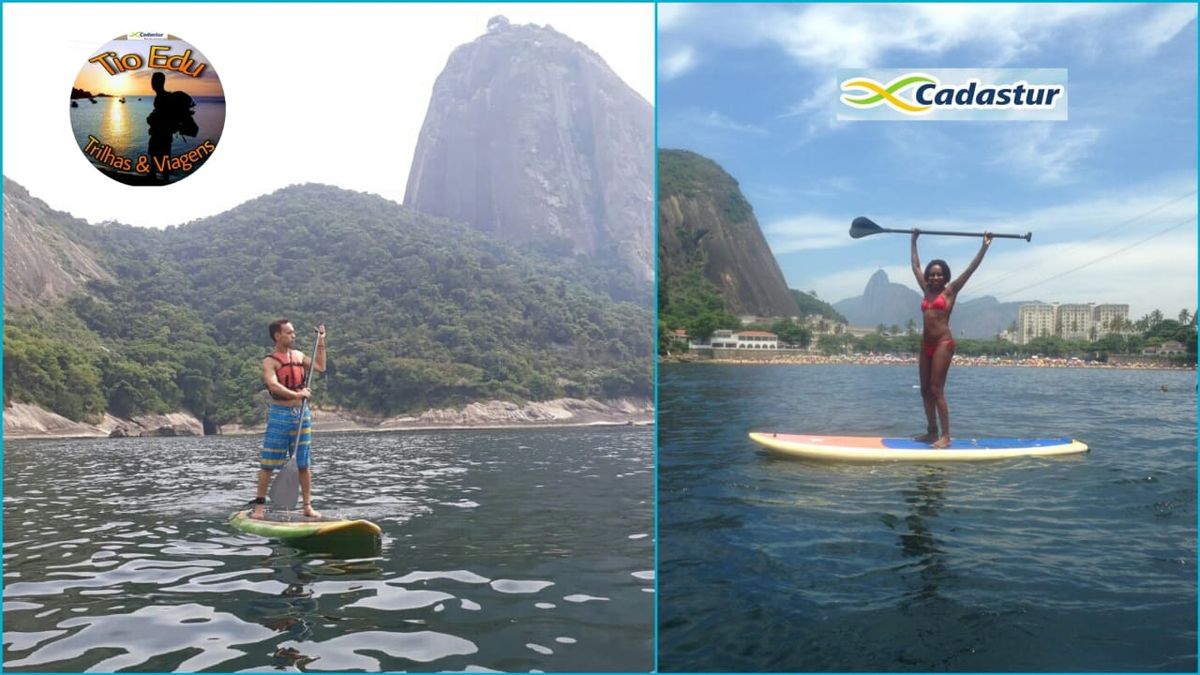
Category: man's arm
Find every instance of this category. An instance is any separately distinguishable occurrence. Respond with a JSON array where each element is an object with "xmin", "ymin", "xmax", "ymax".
[{"xmin": 304, "ymin": 324, "xmax": 327, "ymax": 374}]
